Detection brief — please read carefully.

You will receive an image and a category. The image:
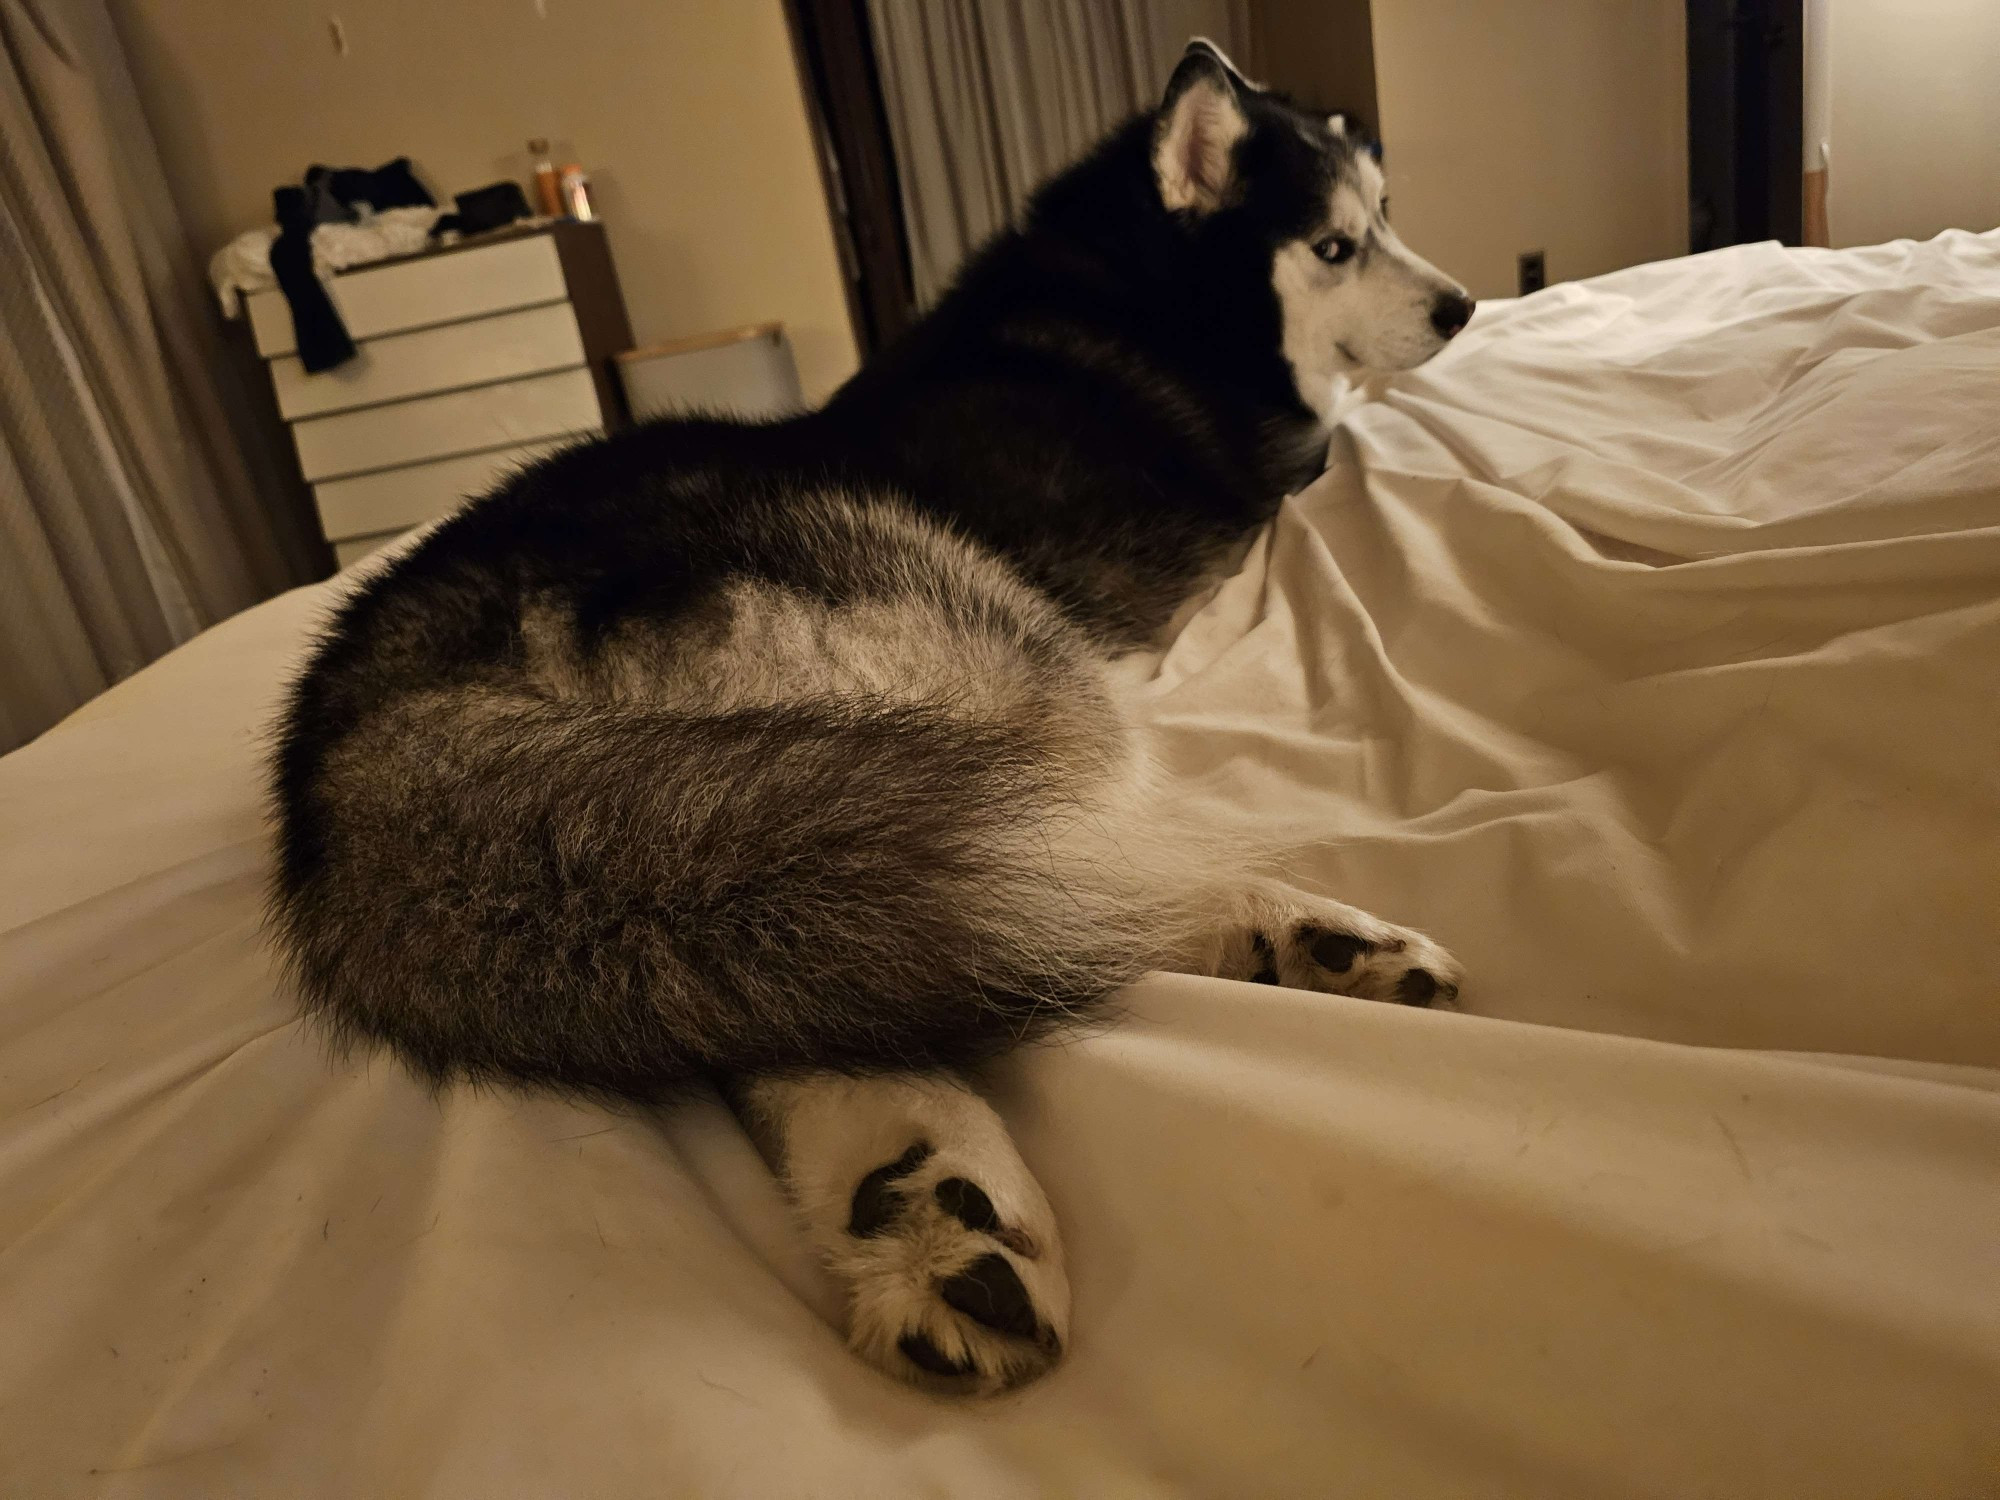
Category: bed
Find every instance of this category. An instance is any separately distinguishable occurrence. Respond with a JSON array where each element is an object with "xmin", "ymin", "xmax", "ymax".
[{"xmin": 4, "ymin": 232, "xmax": 1997, "ymax": 1498}]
